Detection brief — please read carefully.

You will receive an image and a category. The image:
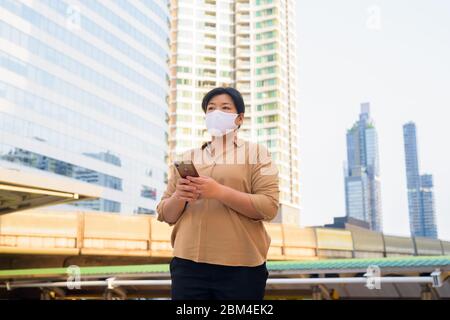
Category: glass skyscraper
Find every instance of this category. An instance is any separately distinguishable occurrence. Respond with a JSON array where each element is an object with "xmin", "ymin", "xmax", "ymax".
[
  {"xmin": 344, "ymin": 103, "xmax": 382, "ymax": 231},
  {"xmin": 403, "ymin": 122, "xmax": 438, "ymax": 239},
  {"xmin": 0, "ymin": 0, "xmax": 170, "ymax": 214}
]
